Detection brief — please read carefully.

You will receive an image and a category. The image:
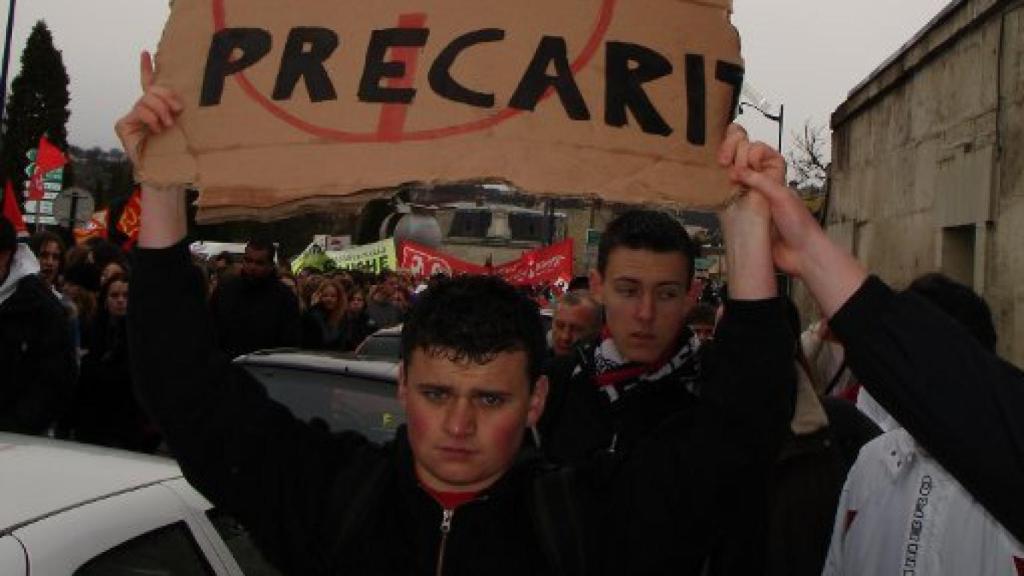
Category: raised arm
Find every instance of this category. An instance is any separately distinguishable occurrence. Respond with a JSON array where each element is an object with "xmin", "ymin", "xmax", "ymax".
[
  {"xmin": 120, "ymin": 52, "xmax": 379, "ymax": 573},
  {"xmin": 736, "ymin": 162, "xmax": 1024, "ymax": 544},
  {"xmin": 703, "ymin": 127, "xmax": 796, "ymax": 456}
]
